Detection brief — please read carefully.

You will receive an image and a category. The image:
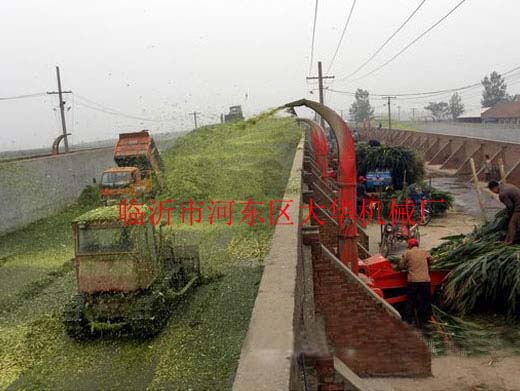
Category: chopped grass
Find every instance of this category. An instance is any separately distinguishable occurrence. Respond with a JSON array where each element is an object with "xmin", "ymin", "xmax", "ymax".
[{"xmin": 0, "ymin": 115, "xmax": 301, "ymax": 390}]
